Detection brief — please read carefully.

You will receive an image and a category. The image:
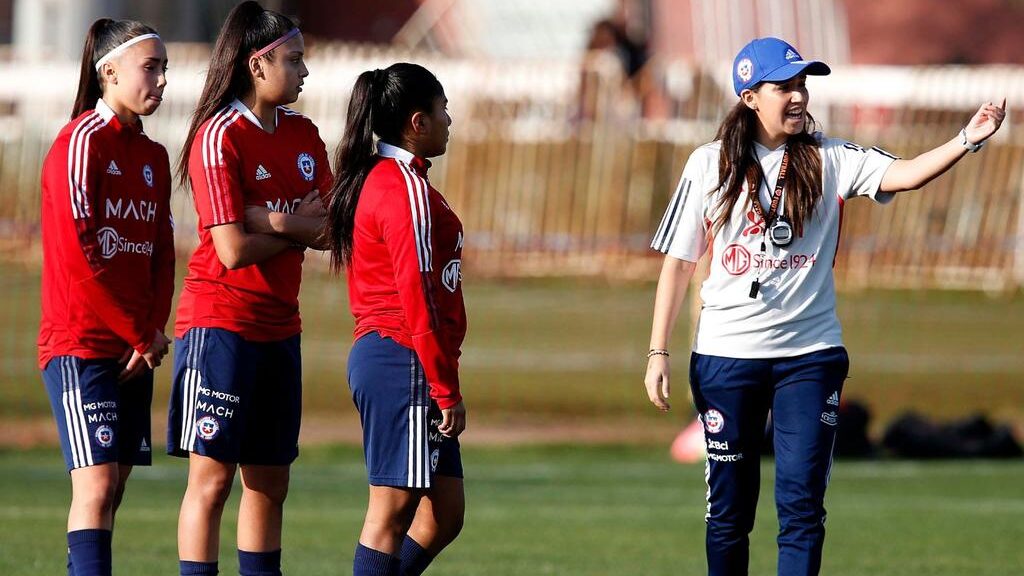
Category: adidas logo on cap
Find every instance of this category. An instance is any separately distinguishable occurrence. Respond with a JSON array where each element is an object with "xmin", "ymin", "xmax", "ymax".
[
  {"xmin": 255, "ymin": 164, "xmax": 271, "ymax": 181},
  {"xmin": 785, "ymin": 48, "xmax": 799, "ymax": 60},
  {"xmin": 106, "ymin": 160, "xmax": 122, "ymax": 176}
]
